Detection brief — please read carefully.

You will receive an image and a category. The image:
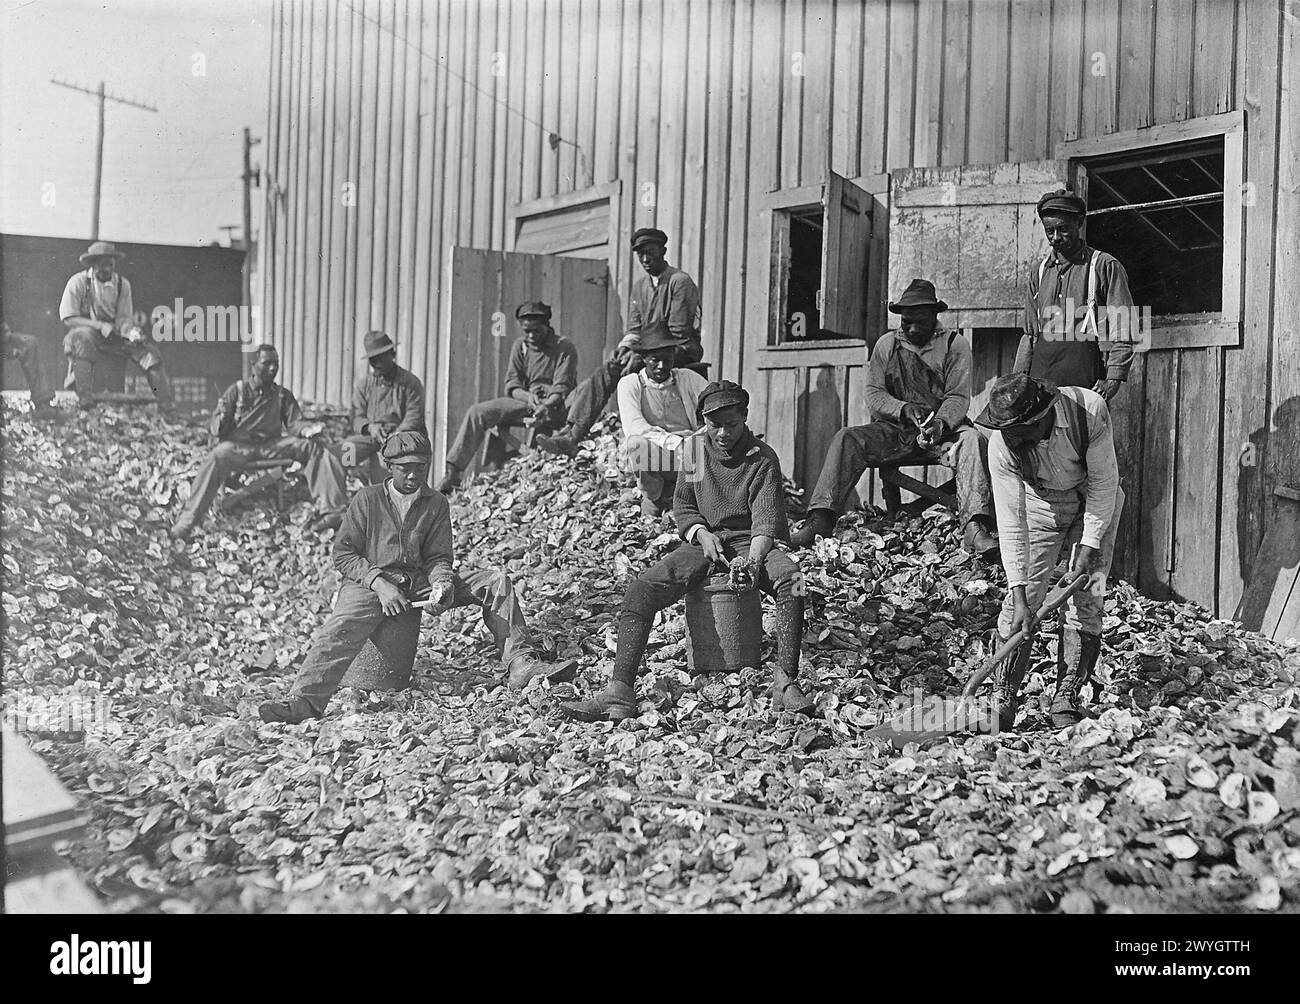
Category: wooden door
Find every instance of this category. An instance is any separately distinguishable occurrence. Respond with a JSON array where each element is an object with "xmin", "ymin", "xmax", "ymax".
[{"xmin": 437, "ymin": 248, "xmax": 610, "ymax": 474}]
